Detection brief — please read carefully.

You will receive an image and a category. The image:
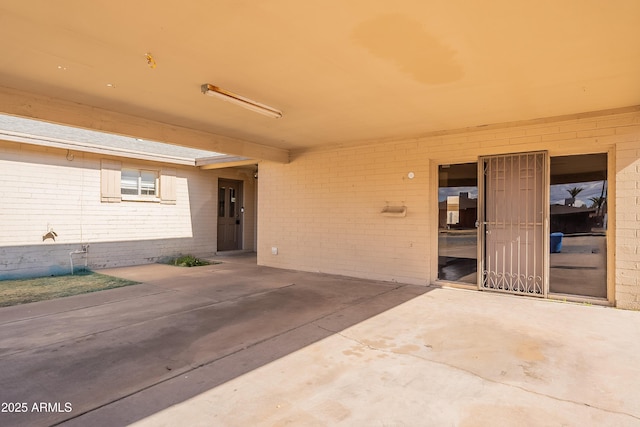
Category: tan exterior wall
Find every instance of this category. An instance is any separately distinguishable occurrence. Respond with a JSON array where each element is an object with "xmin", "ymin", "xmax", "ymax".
[
  {"xmin": 258, "ymin": 140, "xmax": 432, "ymax": 285},
  {"xmin": 258, "ymin": 108, "xmax": 640, "ymax": 309},
  {"xmin": 615, "ymin": 136, "xmax": 640, "ymax": 310},
  {"xmin": 0, "ymin": 141, "xmax": 256, "ymax": 278}
]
